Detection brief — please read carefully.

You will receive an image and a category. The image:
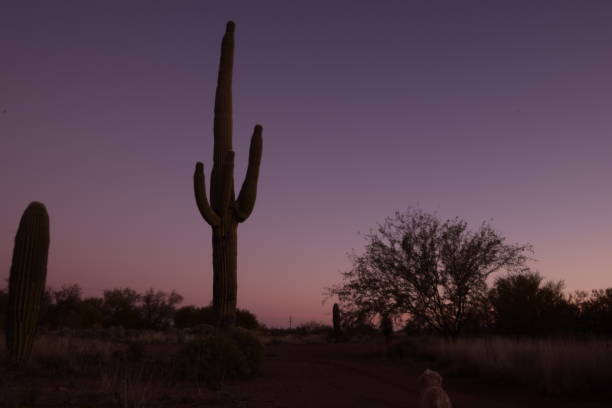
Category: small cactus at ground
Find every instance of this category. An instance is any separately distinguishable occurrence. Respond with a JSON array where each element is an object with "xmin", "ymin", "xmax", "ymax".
[
  {"xmin": 332, "ymin": 303, "xmax": 341, "ymax": 341},
  {"xmin": 380, "ymin": 313, "xmax": 394, "ymax": 343},
  {"xmin": 5, "ymin": 201, "xmax": 50, "ymax": 364}
]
